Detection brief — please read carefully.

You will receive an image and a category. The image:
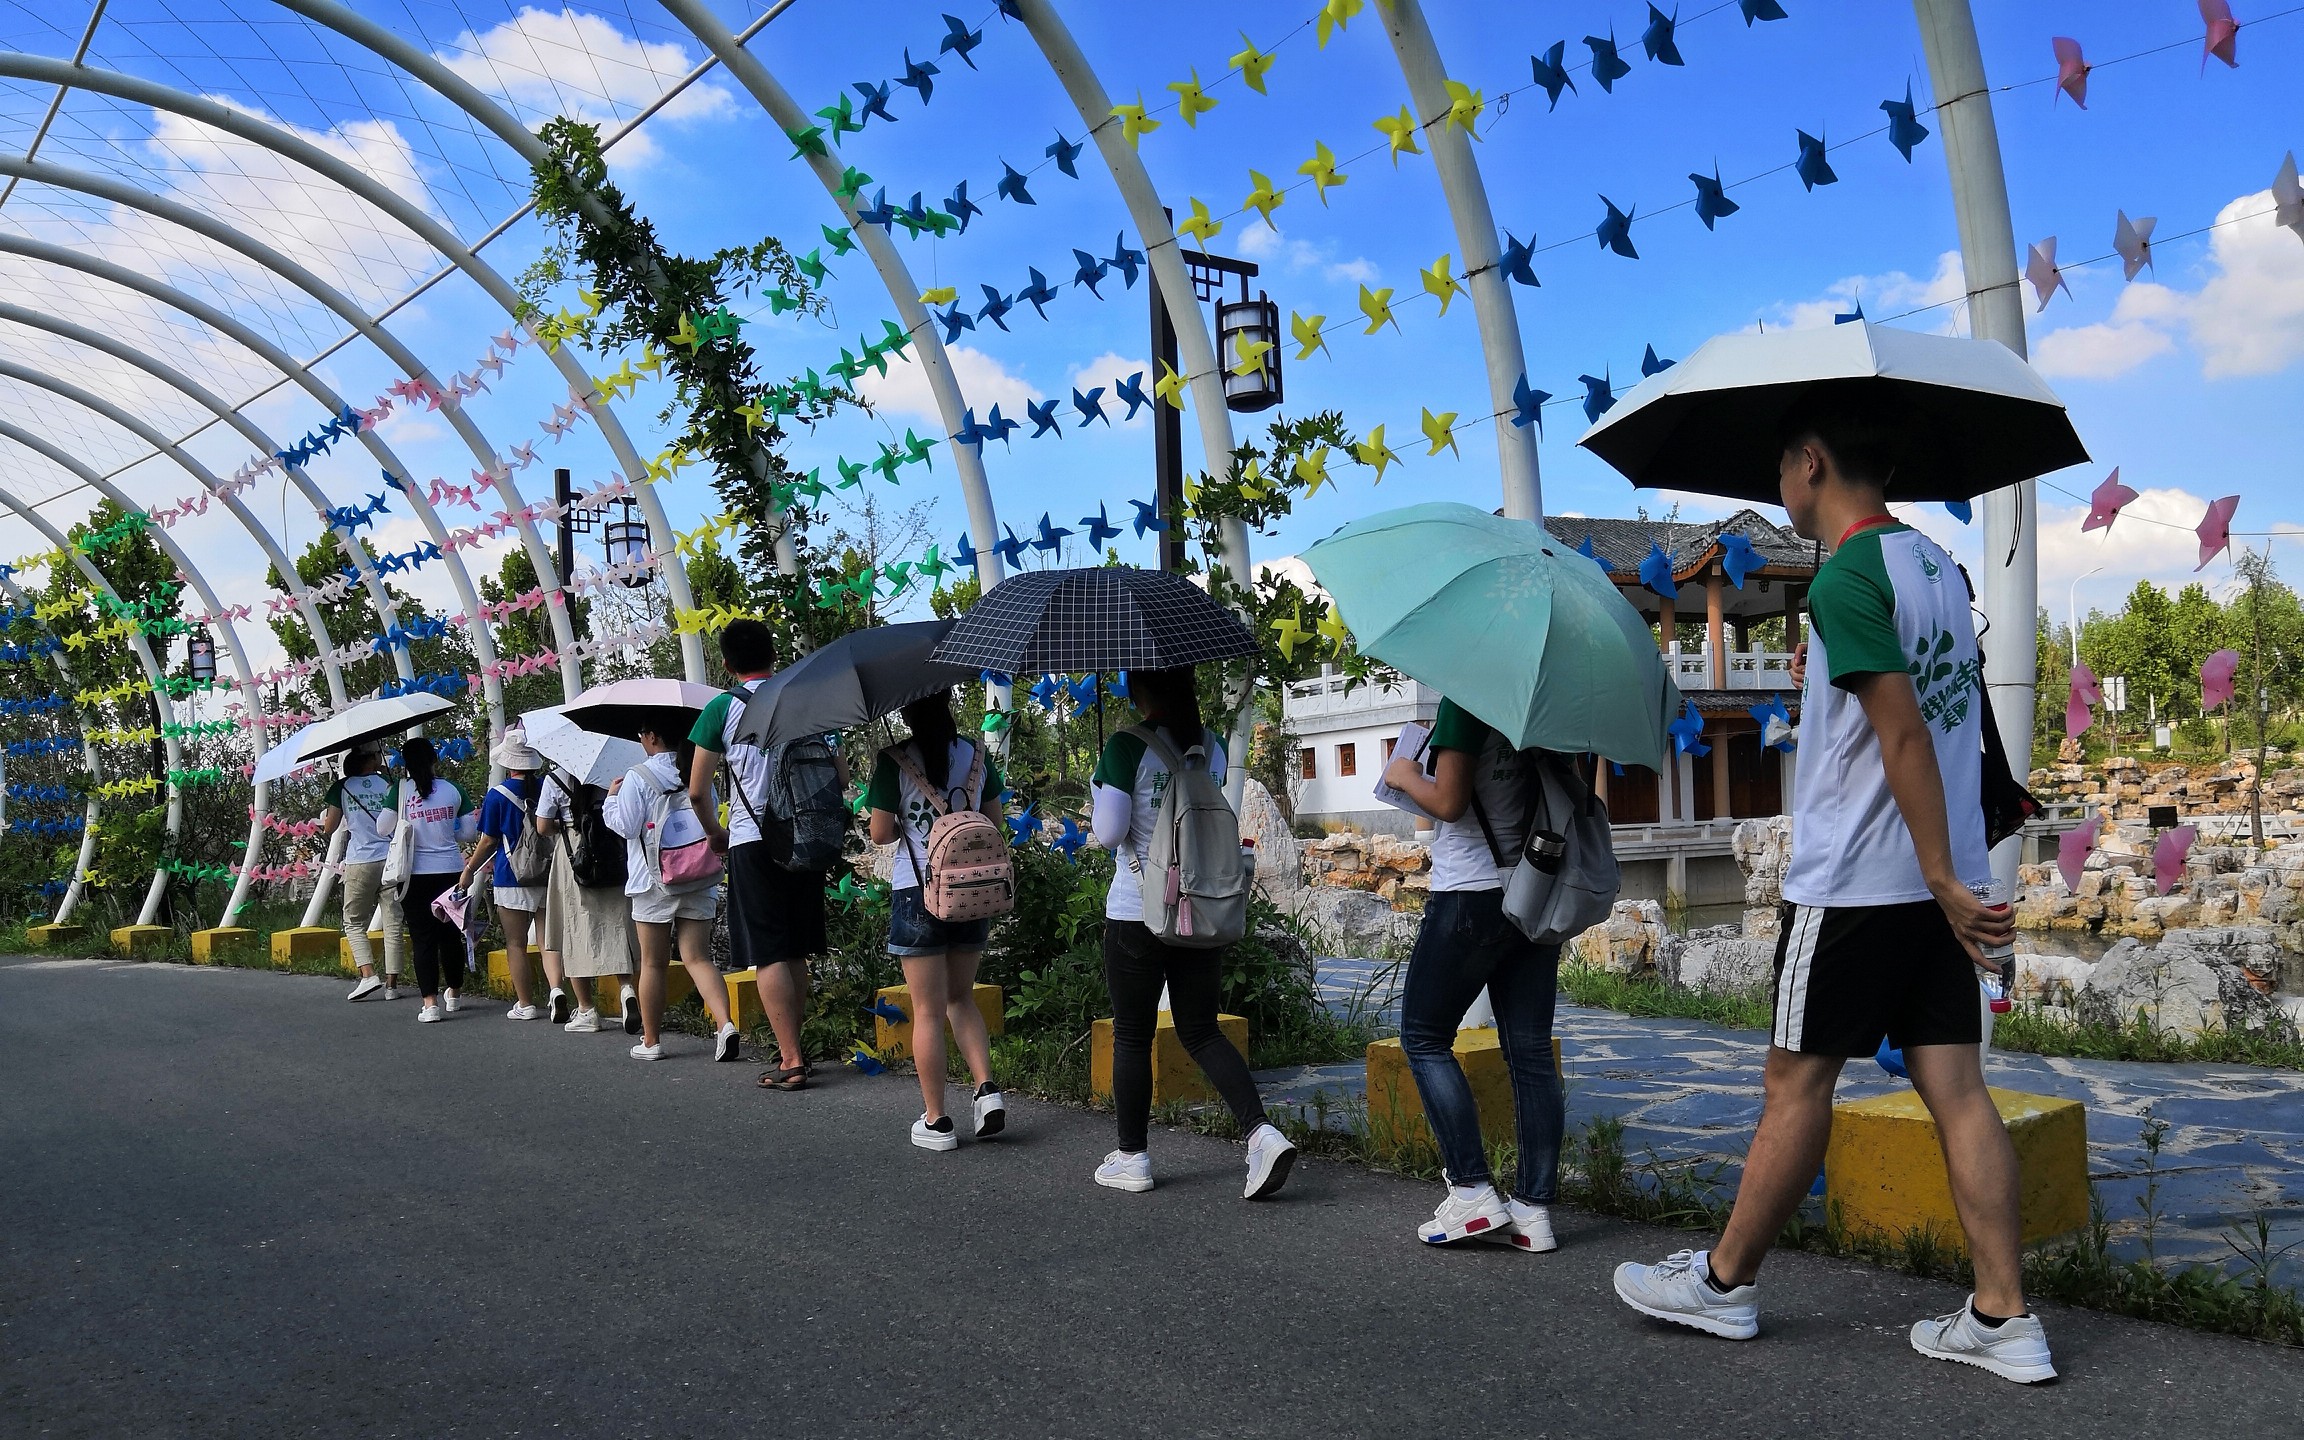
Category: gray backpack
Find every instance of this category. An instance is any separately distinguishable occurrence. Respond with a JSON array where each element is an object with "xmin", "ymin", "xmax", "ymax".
[
  {"xmin": 1472, "ymin": 750, "xmax": 1620, "ymax": 946},
  {"xmin": 1125, "ymin": 724, "xmax": 1250, "ymax": 949}
]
